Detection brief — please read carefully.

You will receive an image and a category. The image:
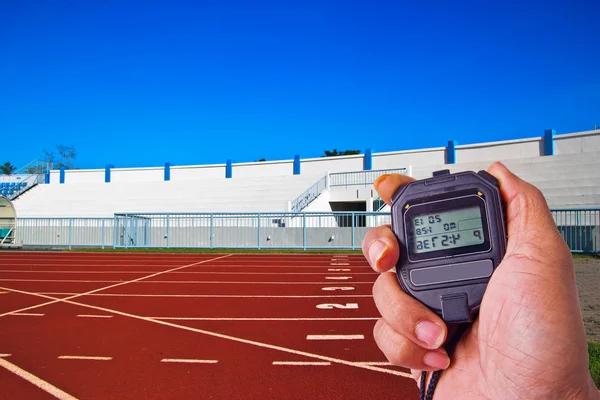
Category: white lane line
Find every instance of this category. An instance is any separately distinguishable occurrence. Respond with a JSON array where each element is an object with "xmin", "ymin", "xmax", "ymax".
[
  {"xmin": 353, "ymin": 361, "xmax": 393, "ymax": 366},
  {"xmin": 0, "ymin": 264, "xmax": 371, "ymax": 270},
  {"xmin": 306, "ymin": 335, "xmax": 364, "ymax": 340},
  {"xmin": 10, "ymin": 313, "xmax": 44, "ymax": 317},
  {"xmin": 273, "ymin": 361, "xmax": 331, "ymax": 366},
  {"xmin": 0, "ymin": 279, "xmax": 374, "ymax": 285},
  {"xmin": 329, "ymin": 263, "xmax": 350, "ymax": 266},
  {"xmin": 0, "ymin": 286, "xmax": 410, "ymax": 379},
  {"xmin": 0, "ymin": 357, "xmax": 78, "ymax": 400},
  {"xmin": 161, "ymin": 359, "xmax": 218, "ymax": 364},
  {"xmin": 0, "ymin": 353, "xmax": 11, "ymax": 357},
  {"xmin": 0, "ymin": 254, "xmax": 233, "ymax": 318},
  {"xmin": 147, "ymin": 280, "xmax": 372, "ymax": 284},
  {"xmin": 0, "ymin": 270, "xmax": 373, "ymax": 275},
  {"xmin": 153, "ymin": 317, "xmax": 378, "ymax": 321},
  {"xmin": 76, "ymin": 314, "xmax": 113, "ymax": 319},
  {"xmin": 325, "ymin": 277, "xmax": 352, "ymax": 280},
  {"xmin": 58, "ymin": 356, "xmax": 112, "ymax": 361},
  {"xmin": 328, "ymin": 268, "xmax": 351, "ymax": 272},
  {"xmin": 41, "ymin": 292, "xmax": 370, "ymax": 298}
]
